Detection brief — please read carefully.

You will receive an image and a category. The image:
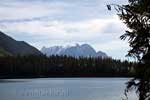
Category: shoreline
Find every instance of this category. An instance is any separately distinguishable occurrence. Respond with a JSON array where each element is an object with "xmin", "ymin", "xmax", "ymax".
[{"xmin": 0, "ymin": 75, "xmax": 134, "ymax": 79}]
